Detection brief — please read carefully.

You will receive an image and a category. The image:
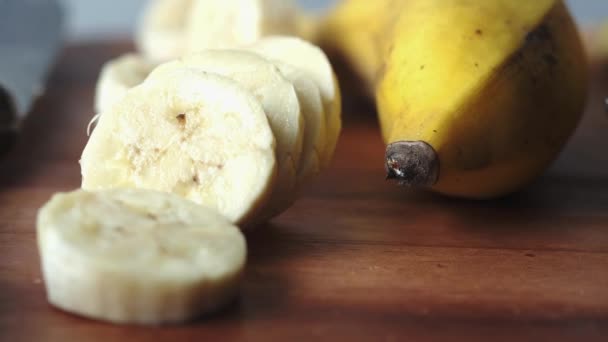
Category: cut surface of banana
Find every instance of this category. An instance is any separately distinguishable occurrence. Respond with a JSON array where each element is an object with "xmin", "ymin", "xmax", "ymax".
[
  {"xmin": 247, "ymin": 36, "xmax": 342, "ymax": 168},
  {"xmin": 81, "ymin": 69, "xmax": 276, "ymax": 224},
  {"xmin": 94, "ymin": 54, "xmax": 157, "ymax": 113},
  {"xmin": 267, "ymin": 60, "xmax": 326, "ymax": 187},
  {"xmin": 147, "ymin": 50, "xmax": 304, "ymax": 222},
  {"xmin": 185, "ymin": 0, "xmax": 297, "ymax": 53},
  {"xmin": 37, "ymin": 188, "xmax": 246, "ymax": 325},
  {"xmin": 136, "ymin": 0, "xmax": 193, "ymax": 62}
]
